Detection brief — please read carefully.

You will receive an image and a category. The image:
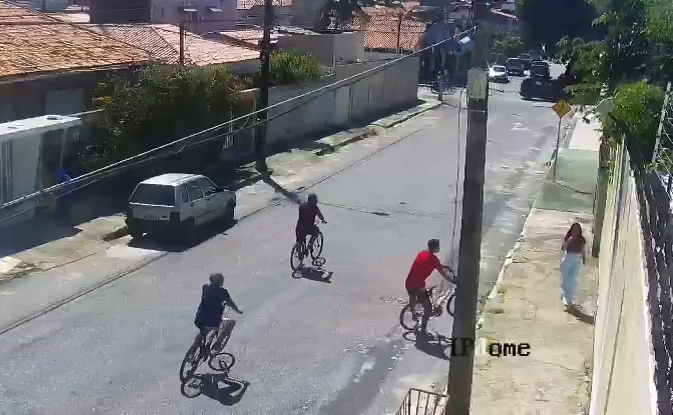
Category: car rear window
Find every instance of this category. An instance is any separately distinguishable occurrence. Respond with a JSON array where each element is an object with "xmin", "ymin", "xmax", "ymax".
[
  {"xmin": 493, "ymin": 66, "xmax": 506, "ymax": 71},
  {"xmin": 130, "ymin": 184, "xmax": 176, "ymax": 206},
  {"xmin": 507, "ymin": 58, "xmax": 522, "ymax": 65}
]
